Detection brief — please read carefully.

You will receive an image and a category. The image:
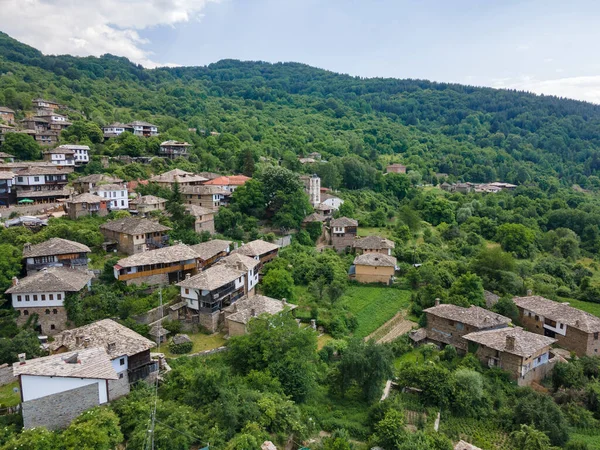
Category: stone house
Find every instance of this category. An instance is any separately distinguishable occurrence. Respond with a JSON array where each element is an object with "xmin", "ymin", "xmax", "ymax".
[
  {"xmin": 177, "ymin": 265, "xmax": 246, "ymax": 332},
  {"xmin": 32, "ymin": 98, "xmax": 60, "ymax": 112},
  {"xmin": 185, "ymin": 204, "xmax": 215, "ymax": 234},
  {"xmin": 13, "ymin": 165, "xmax": 71, "ymax": 204},
  {"xmin": 330, "ymin": 217, "xmax": 358, "ymax": 252},
  {"xmin": 350, "ymin": 253, "xmax": 397, "ymax": 285},
  {"xmin": 353, "ymin": 235, "xmax": 395, "ymax": 256},
  {"xmin": 217, "ymin": 253, "xmax": 260, "ymax": 296},
  {"xmin": 0, "ymin": 125, "xmax": 15, "ymax": 146},
  {"xmin": 231, "ymin": 239, "xmax": 279, "ymax": 271},
  {"xmin": 73, "ymin": 174, "xmax": 124, "ymax": 194},
  {"xmin": 0, "ymin": 106, "xmax": 15, "ymax": 124},
  {"xmin": 50, "ymin": 319, "xmax": 157, "ymax": 399},
  {"xmin": 148, "ymin": 168, "xmax": 207, "ymax": 189},
  {"xmin": 189, "ymin": 239, "xmax": 231, "ymax": 269},
  {"xmin": 102, "ymin": 122, "xmax": 133, "ymax": 138},
  {"xmin": 513, "ymin": 295, "xmax": 600, "ymax": 356},
  {"xmin": 302, "ymin": 212, "xmax": 327, "ymax": 227},
  {"xmin": 300, "ymin": 174, "xmax": 321, "ymax": 206},
  {"xmin": 421, "ymin": 301, "xmax": 512, "ymax": 351},
  {"xmin": 94, "ymin": 183, "xmax": 129, "ymax": 210},
  {"xmin": 320, "ymin": 193, "xmax": 344, "ymax": 211},
  {"xmin": 159, "ymin": 140, "xmax": 192, "ymax": 159},
  {"xmin": 67, "ymin": 193, "xmax": 108, "ymax": 220},
  {"xmin": 223, "ymin": 295, "xmax": 297, "ymax": 336},
  {"xmin": 42, "ymin": 147, "xmax": 76, "ymax": 166},
  {"xmin": 57, "ymin": 144, "xmax": 89, "ymax": 165},
  {"xmin": 181, "ymin": 184, "xmax": 229, "ymax": 210},
  {"xmin": 129, "ymin": 195, "xmax": 167, "ymax": 214},
  {"xmin": 0, "ymin": 150, "xmax": 15, "ymax": 162},
  {"xmin": 130, "ymin": 120, "xmax": 158, "ymax": 137},
  {"xmin": 6, "ymin": 267, "xmax": 93, "ymax": 335},
  {"xmin": 113, "ymin": 244, "xmax": 199, "ymax": 286},
  {"xmin": 14, "ymin": 347, "xmax": 117, "ymax": 430},
  {"xmin": 0, "ymin": 170, "xmax": 16, "ymax": 206},
  {"xmin": 386, "ymin": 163, "xmax": 407, "ymax": 174},
  {"xmin": 22, "ymin": 237, "xmax": 91, "ymax": 274},
  {"xmin": 100, "ymin": 217, "xmax": 171, "ymax": 255},
  {"xmin": 464, "ymin": 326, "xmax": 557, "ymax": 386},
  {"xmin": 203, "ymin": 175, "xmax": 251, "ymax": 193}
]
